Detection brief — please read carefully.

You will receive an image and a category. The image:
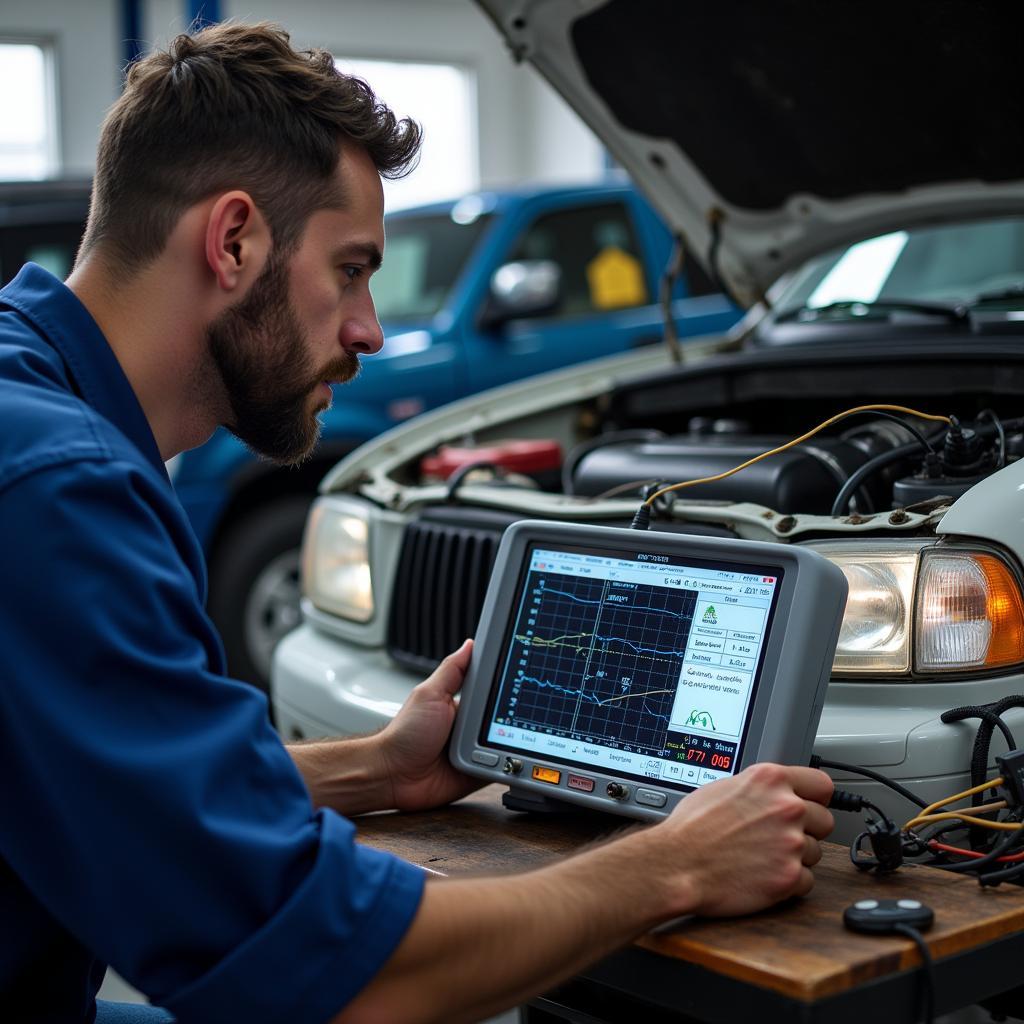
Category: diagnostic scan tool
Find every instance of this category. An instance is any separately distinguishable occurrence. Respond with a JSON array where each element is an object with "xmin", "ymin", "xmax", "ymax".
[{"xmin": 451, "ymin": 521, "xmax": 848, "ymax": 820}]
